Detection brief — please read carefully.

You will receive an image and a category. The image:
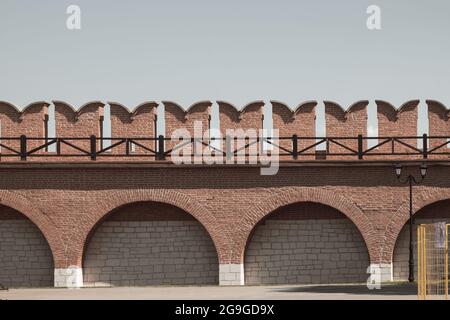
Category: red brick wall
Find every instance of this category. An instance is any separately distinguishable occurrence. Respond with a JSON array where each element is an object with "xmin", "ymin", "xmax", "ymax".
[
  {"xmin": 164, "ymin": 101, "xmax": 212, "ymax": 157},
  {"xmin": 0, "ymin": 163, "xmax": 449, "ymax": 270},
  {"xmin": 52, "ymin": 101, "xmax": 103, "ymax": 161},
  {"xmin": 109, "ymin": 102, "xmax": 157, "ymax": 158},
  {"xmin": 217, "ymin": 101, "xmax": 264, "ymax": 161},
  {"xmin": 1, "ymin": 99, "xmax": 450, "ymax": 286},
  {"xmin": 272, "ymin": 101, "xmax": 316, "ymax": 160},
  {"xmin": 218, "ymin": 101, "xmax": 264, "ymax": 133},
  {"xmin": 0, "ymin": 100, "xmax": 448, "ymax": 162},
  {"xmin": 324, "ymin": 101, "xmax": 368, "ymax": 159},
  {"xmin": 0, "ymin": 101, "xmax": 47, "ymax": 162},
  {"xmin": 376, "ymin": 100, "xmax": 420, "ymax": 159},
  {"xmin": 427, "ymin": 100, "xmax": 450, "ymax": 159}
]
